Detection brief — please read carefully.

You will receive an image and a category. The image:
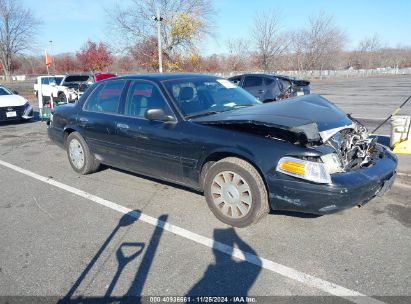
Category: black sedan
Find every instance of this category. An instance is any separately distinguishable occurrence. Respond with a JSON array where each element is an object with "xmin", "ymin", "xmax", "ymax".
[
  {"xmin": 228, "ymin": 73, "xmax": 310, "ymax": 103},
  {"xmin": 47, "ymin": 73, "xmax": 397, "ymax": 227}
]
